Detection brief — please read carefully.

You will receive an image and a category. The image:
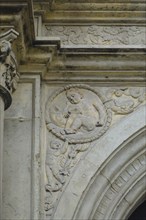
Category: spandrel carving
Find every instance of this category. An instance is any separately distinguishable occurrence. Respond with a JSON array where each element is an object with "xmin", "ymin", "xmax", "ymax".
[
  {"xmin": 44, "ymin": 85, "xmax": 146, "ymax": 218},
  {"xmin": 46, "ymin": 85, "xmax": 111, "ymax": 144},
  {"xmin": 45, "ymin": 138, "xmax": 90, "ymax": 217},
  {"xmin": 45, "ymin": 140, "xmax": 68, "ymax": 192},
  {"xmin": 45, "ymin": 84, "xmax": 112, "ymax": 218},
  {"xmin": 108, "ymin": 88, "xmax": 146, "ymax": 115}
]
